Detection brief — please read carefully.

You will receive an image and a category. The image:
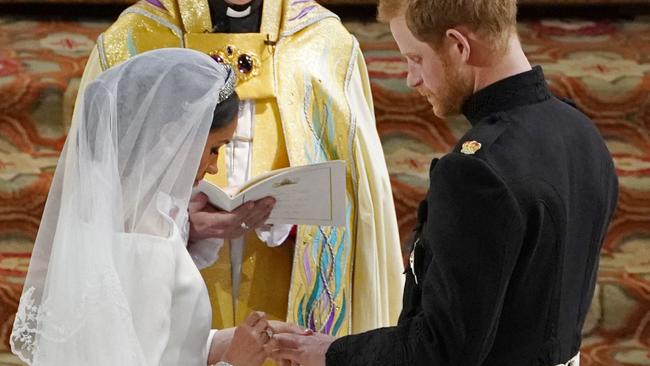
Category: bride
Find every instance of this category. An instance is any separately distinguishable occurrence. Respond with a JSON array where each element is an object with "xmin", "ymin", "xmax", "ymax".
[{"xmin": 10, "ymin": 48, "xmax": 298, "ymax": 366}]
